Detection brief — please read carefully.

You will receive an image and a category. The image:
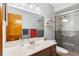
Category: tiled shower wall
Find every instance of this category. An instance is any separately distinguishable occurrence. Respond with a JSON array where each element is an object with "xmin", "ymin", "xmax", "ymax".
[
  {"xmin": 55, "ymin": 31, "xmax": 79, "ymax": 52},
  {"xmin": 55, "ymin": 10, "xmax": 79, "ymax": 52}
]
